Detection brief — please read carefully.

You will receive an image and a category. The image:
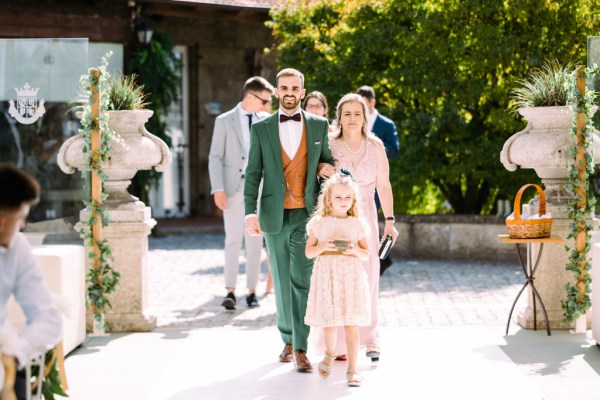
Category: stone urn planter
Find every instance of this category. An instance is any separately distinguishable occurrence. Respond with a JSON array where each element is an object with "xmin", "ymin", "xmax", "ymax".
[
  {"xmin": 501, "ymin": 106, "xmax": 600, "ymax": 215},
  {"xmin": 57, "ymin": 109, "xmax": 171, "ymax": 332},
  {"xmin": 58, "ymin": 109, "xmax": 171, "ymax": 215},
  {"xmin": 500, "ymin": 105, "xmax": 600, "ymax": 330},
  {"xmin": 502, "ymin": 106, "xmax": 578, "ymax": 176}
]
